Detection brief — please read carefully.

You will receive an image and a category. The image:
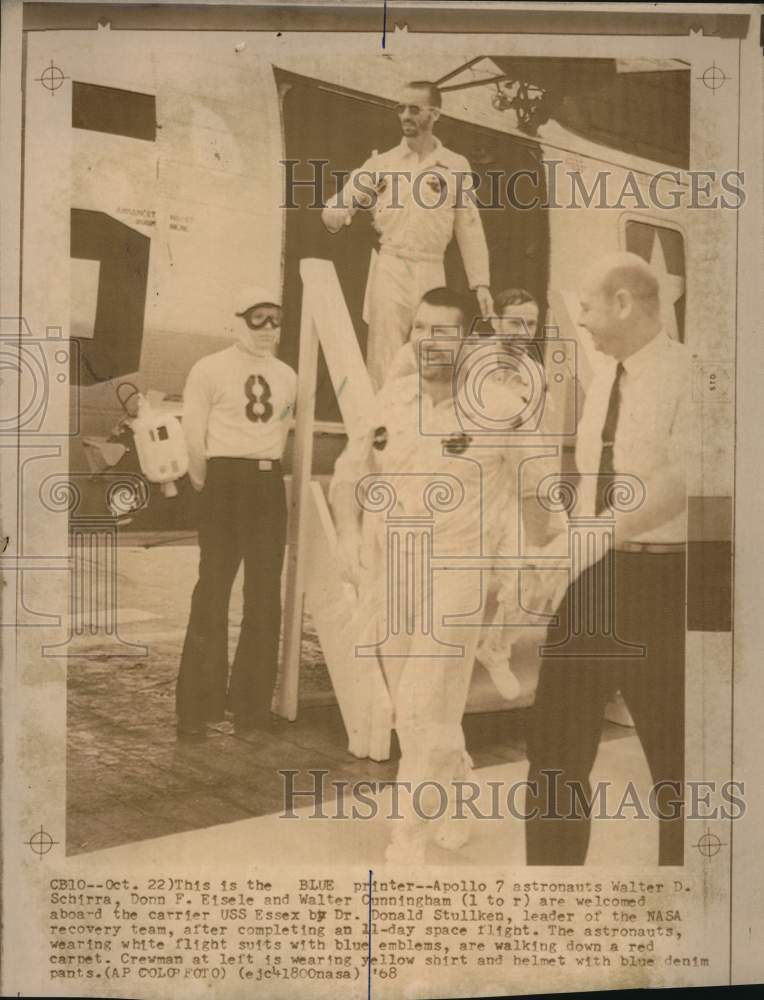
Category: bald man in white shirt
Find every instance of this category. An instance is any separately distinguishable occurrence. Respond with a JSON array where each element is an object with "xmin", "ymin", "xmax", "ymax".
[
  {"xmin": 176, "ymin": 287, "xmax": 297, "ymax": 739},
  {"xmin": 321, "ymin": 81, "xmax": 492, "ymax": 389},
  {"xmin": 523, "ymin": 253, "xmax": 689, "ymax": 866}
]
